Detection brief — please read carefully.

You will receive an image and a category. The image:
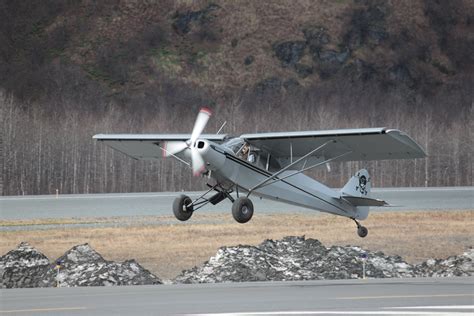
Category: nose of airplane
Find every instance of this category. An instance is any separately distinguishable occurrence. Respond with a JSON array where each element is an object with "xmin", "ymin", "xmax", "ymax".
[{"xmin": 195, "ymin": 140, "xmax": 208, "ymax": 151}]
